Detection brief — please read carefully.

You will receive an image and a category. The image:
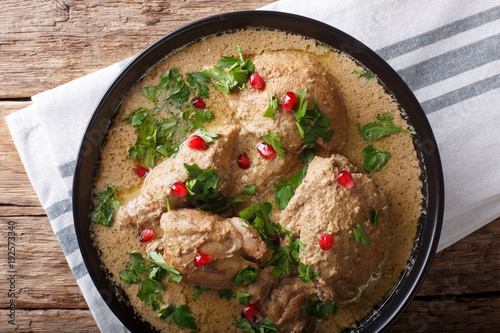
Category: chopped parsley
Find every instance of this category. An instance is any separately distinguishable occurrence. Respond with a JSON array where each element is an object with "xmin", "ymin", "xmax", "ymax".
[
  {"xmin": 353, "ymin": 69, "xmax": 373, "ymax": 81},
  {"xmin": 263, "ymin": 89, "xmax": 279, "ymax": 120},
  {"xmin": 235, "ymin": 291, "xmax": 251, "ymax": 305},
  {"xmin": 358, "ymin": 113, "xmax": 415, "ymax": 141},
  {"xmin": 118, "ymin": 269, "xmax": 140, "ymax": 286},
  {"xmin": 138, "ymin": 278, "xmax": 165, "ymax": 311},
  {"xmin": 305, "ymin": 300, "xmax": 337, "ymax": 319},
  {"xmin": 218, "ymin": 289, "xmax": 234, "ymax": 300},
  {"xmin": 262, "ymin": 132, "xmax": 286, "ymax": 158},
  {"xmin": 191, "ymin": 129, "xmax": 220, "ymax": 144},
  {"xmin": 91, "ymin": 186, "xmax": 120, "ymax": 226},
  {"xmin": 144, "ymin": 251, "xmax": 183, "ymax": 283},
  {"xmin": 202, "ymin": 45, "xmax": 255, "ymax": 94},
  {"xmin": 193, "ymin": 286, "xmax": 209, "ymax": 300},
  {"xmin": 274, "ymin": 163, "xmax": 308, "ymax": 210},
  {"xmin": 187, "ymin": 72, "xmax": 211, "ymax": 99},
  {"xmin": 242, "ymin": 184, "xmax": 257, "ymax": 196},
  {"xmin": 267, "ymin": 237, "xmax": 310, "ymax": 278},
  {"xmin": 238, "ymin": 202, "xmax": 276, "ymax": 241},
  {"xmin": 372, "ymin": 210, "xmax": 379, "ymax": 225},
  {"xmin": 158, "ymin": 304, "xmax": 198, "ymax": 330},
  {"xmin": 184, "ymin": 163, "xmax": 243, "ymax": 213},
  {"xmin": 298, "ymin": 262, "xmax": 319, "ymax": 283},
  {"xmin": 232, "ymin": 316, "xmax": 277, "ymax": 333},
  {"xmin": 353, "ymin": 224, "xmax": 372, "ymax": 246},
  {"xmin": 293, "ymin": 90, "xmax": 335, "ymax": 148},
  {"xmin": 234, "ymin": 266, "xmax": 258, "ymax": 288},
  {"xmin": 362, "ymin": 145, "xmax": 392, "ymax": 172},
  {"xmin": 181, "ymin": 108, "xmax": 215, "ymax": 131}
]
